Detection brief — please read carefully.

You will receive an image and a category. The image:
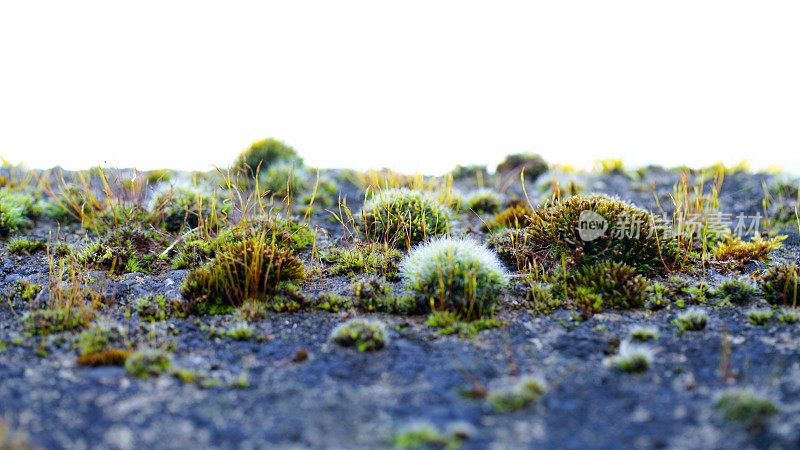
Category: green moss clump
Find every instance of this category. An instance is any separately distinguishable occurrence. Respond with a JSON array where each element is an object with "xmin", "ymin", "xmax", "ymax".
[
  {"xmin": 520, "ymin": 281, "xmax": 562, "ymax": 315},
  {"xmin": 713, "ymin": 236, "xmax": 784, "ymax": 271},
  {"xmin": 22, "ymin": 308, "xmax": 94, "ymax": 335},
  {"xmin": 14, "ymin": 280, "xmax": 42, "ymax": 302},
  {"xmin": 0, "ymin": 189, "xmax": 37, "ymax": 238},
  {"xmin": 151, "ymin": 188, "xmax": 226, "ymax": 233},
  {"xmin": 124, "ymin": 348, "xmax": 172, "ymax": 379},
  {"xmin": 464, "ymin": 189, "xmax": 502, "ymax": 214},
  {"xmin": 76, "ymin": 323, "xmax": 123, "ymax": 355},
  {"xmin": 747, "ymin": 309, "xmax": 773, "ymax": 326},
  {"xmin": 758, "ymin": 263, "xmax": 799, "ymax": 307},
  {"xmin": 315, "ymin": 292, "xmax": 354, "ymax": 313},
  {"xmin": 260, "ymin": 161, "xmax": 307, "ymax": 197},
  {"xmin": 76, "ymin": 348, "xmax": 131, "ymax": 367},
  {"xmin": 610, "ymin": 342, "xmax": 653, "ymax": 373},
  {"xmin": 8, "ymin": 239, "xmax": 46, "ymax": 255},
  {"xmin": 629, "ymin": 326, "xmax": 659, "ymax": 342},
  {"xmin": 715, "ymin": 390, "xmax": 778, "ymax": 428},
  {"xmin": 558, "ymin": 261, "xmax": 650, "ymax": 313},
  {"xmin": 712, "ymin": 279, "xmax": 755, "ymax": 305},
  {"xmin": 481, "ymin": 204, "xmax": 533, "ymax": 232},
  {"xmin": 391, "ymin": 422, "xmax": 472, "ymax": 449},
  {"xmin": 450, "ymin": 164, "xmax": 488, "ymax": 181},
  {"xmin": 672, "ymin": 308, "xmax": 708, "ymax": 333},
  {"xmin": 777, "ymin": 309, "xmax": 799, "ymax": 324},
  {"xmin": 235, "ymin": 138, "xmax": 302, "ymax": 178},
  {"xmin": 78, "ymin": 224, "xmax": 167, "ymax": 274},
  {"xmin": 331, "ymin": 318, "xmax": 388, "ymax": 352},
  {"xmin": 225, "ymin": 322, "xmax": 255, "ymax": 341},
  {"xmin": 426, "ymin": 311, "xmax": 502, "ymax": 339},
  {"xmin": 488, "ymin": 195, "xmax": 674, "ymax": 273},
  {"xmin": 143, "ymin": 169, "xmax": 173, "ymax": 184},
  {"xmin": 487, "ymin": 376, "xmax": 546, "ymax": 413},
  {"xmin": 401, "ymin": 238, "xmax": 508, "ymax": 319},
  {"xmin": 321, "ymin": 243, "xmax": 403, "ymax": 279},
  {"xmin": 181, "ymin": 238, "xmax": 306, "ymax": 314},
  {"xmin": 361, "ymin": 188, "xmax": 452, "ymax": 249},
  {"xmin": 134, "ymin": 295, "xmax": 169, "ymax": 322},
  {"xmin": 496, "ymin": 153, "xmax": 548, "ymax": 182}
]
